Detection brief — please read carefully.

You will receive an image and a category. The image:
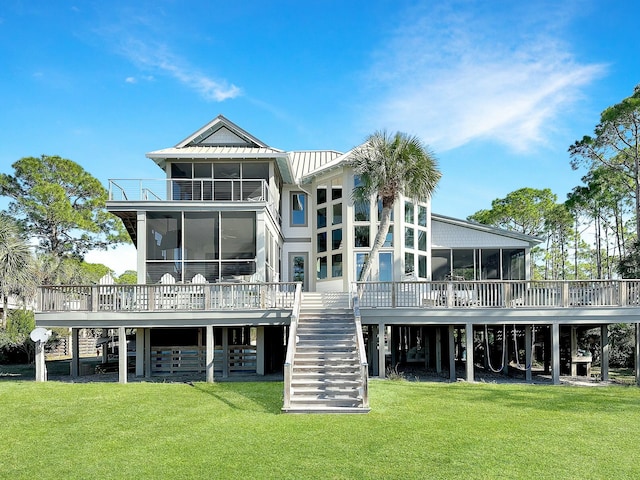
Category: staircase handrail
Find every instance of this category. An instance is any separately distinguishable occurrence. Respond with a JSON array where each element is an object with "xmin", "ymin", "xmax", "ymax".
[
  {"xmin": 351, "ymin": 283, "xmax": 369, "ymax": 408},
  {"xmin": 283, "ymin": 282, "xmax": 302, "ymax": 409}
]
